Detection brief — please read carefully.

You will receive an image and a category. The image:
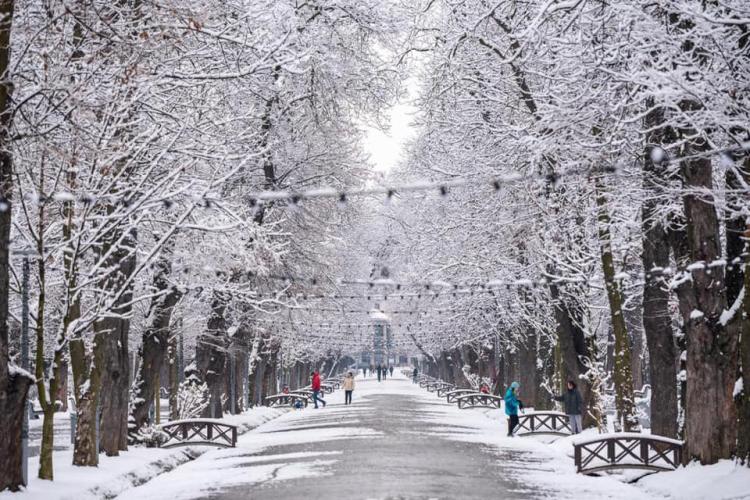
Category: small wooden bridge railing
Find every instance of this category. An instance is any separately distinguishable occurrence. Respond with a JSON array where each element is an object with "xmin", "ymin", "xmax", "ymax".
[
  {"xmin": 264, "ymin": 394, "xmax": 310, "ymax": 408},
  {"xmin": 436, "ymin": 384, "xmax": 457, "ymax": 397},
  {"xmin": 426, "ymin": 381, "xmax": 453, "ymax": 393},
  {"xmin": 301, "ymin": 384, "xmax": 334, "ymax": 394},
  {"xmin": 419, "ymin": 377, "xmax": 435, "ymax": 388},
  {"xmin": 574, "ymin": 433, "xmax": 683, "ymax": 474},
  {"xmin": 445, "ymin": 389, "xmax": 479, "ymax": 404},
  {"xmin": 456, "ymin": 393, "xmax": 504, "ymax": 410},
  {"xmin": 159, "ymin": 419, "xmax": 238, "ymax": 448},
  {"xmin": 516, "ymin": 412, "xmax": 571, "ymax": 436}
]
